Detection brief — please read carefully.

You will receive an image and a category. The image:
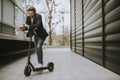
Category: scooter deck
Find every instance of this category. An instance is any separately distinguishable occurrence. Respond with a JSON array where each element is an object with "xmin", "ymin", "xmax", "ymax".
[
  {"xmin": 29, "ymin": 61, "xmax": 49, "ymax": 71},
  {"xmin": 34, "ymin": 67, "xmax": 48, "ymax": 71}
]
